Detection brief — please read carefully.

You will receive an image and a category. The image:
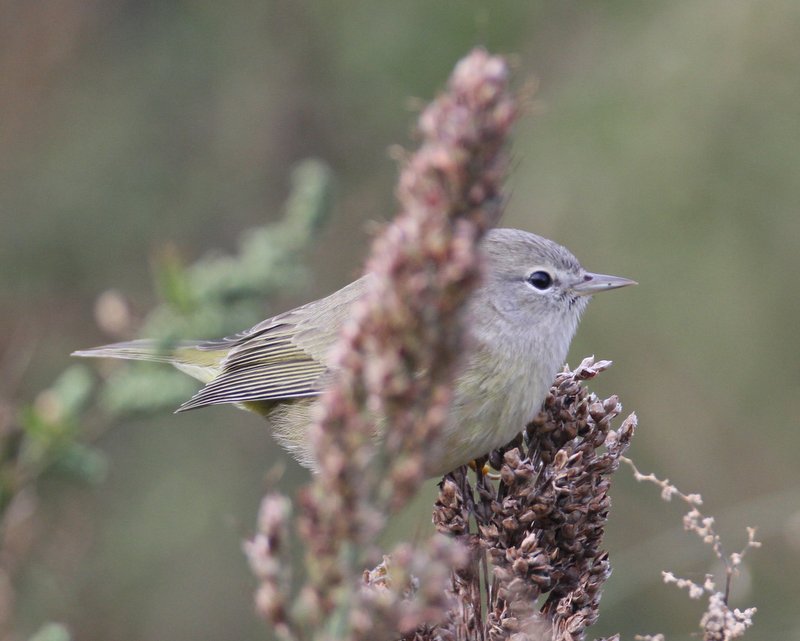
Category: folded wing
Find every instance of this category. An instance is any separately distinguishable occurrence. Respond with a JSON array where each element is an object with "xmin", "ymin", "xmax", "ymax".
[{"xmin": 176, "ymin": 275, "xmax": 369, "ymax": 411}]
